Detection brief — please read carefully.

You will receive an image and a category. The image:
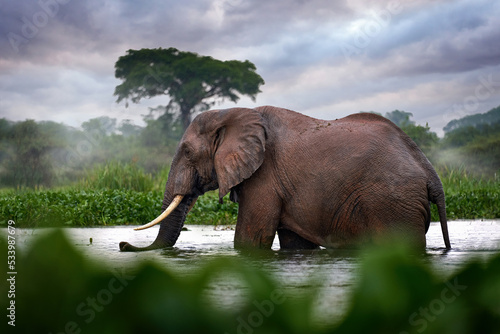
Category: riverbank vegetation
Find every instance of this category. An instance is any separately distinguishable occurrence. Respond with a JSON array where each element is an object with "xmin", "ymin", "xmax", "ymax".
[
  {"xmin": 0, "ymin": 163, "xmax": 498, "ymax": 228},
  {"xmin": 0, "ymin": 106, "xmax": 499, "ymax": 227},
  {"xmin": 2, "ymin": 230, "xmax": 499, "ymax": 333}
]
